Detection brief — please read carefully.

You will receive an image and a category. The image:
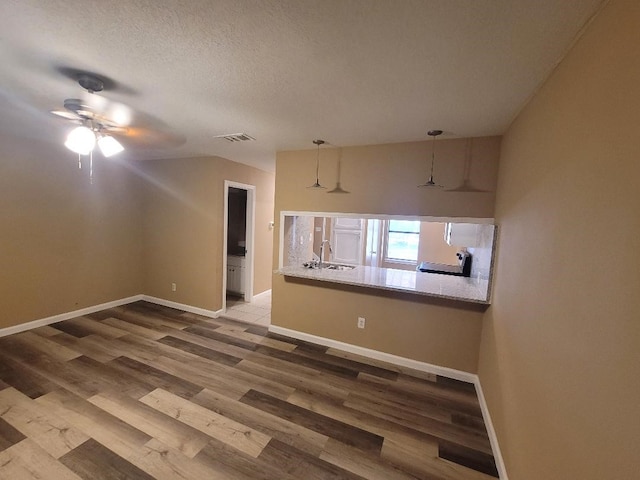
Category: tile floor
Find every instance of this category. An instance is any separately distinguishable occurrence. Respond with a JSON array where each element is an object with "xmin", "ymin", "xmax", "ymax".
[{"xmin": 223, "ymin": 291, "xmax": 271, "ymax": 326}]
